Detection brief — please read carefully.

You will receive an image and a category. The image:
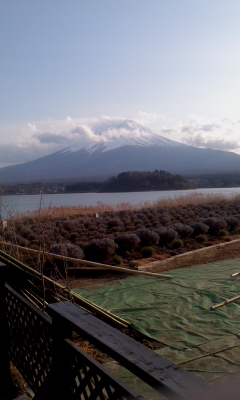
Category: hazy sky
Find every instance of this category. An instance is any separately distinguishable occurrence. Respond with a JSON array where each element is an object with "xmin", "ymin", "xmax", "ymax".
[{"xmin": 1, "ymin": 1, "xmax": 240, "ymax": 166}]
